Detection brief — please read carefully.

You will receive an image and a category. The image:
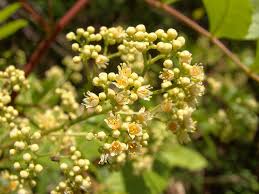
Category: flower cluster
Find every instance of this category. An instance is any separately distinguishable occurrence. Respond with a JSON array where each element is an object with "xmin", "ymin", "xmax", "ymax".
[
  {"xmin": 66, "ymin": 24, "xmax": 205, "ymax": 167},
  {"xmin": 0, "ymin": 24, "xmax": 205, "ymax": 193},
  {"xmin": 9, "ymin": 124, "xmax": 43, "ymax": 193},
  {"xmin": 51, "ymin": 146, "xmax": 91, "ymax": 194},
  {"xmin": 34, "ymin": 106, "xmax": 69, "ymax": 130},
  {"xmin": 0, "ymin": 66, "xmax": 28, "ymax": 126},
  {"xmin": 55, "ymin": 83, "xmax": 80, "ymax": 120}
]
